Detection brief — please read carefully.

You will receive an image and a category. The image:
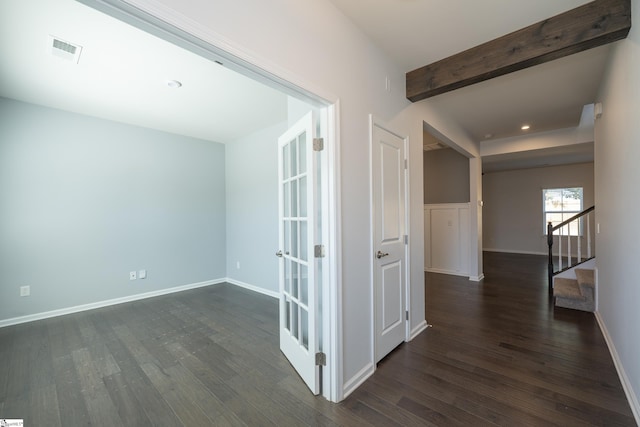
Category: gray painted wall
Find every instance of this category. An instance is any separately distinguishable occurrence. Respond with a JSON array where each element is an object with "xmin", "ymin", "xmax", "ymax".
[
  {"xmin": 225, "ymin": 121, "xmax": 287, "ymax": 293},
  {"xmin": 0, "ymin": 97, "xmax": 227, "ymax": 321},
  {"xmin": 482, "ymin": 162, "xmax": 594, "ymax": 254},
  {"xmin": 423, "ymin": 147, "xmax": 470, "ymax": 204}
]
